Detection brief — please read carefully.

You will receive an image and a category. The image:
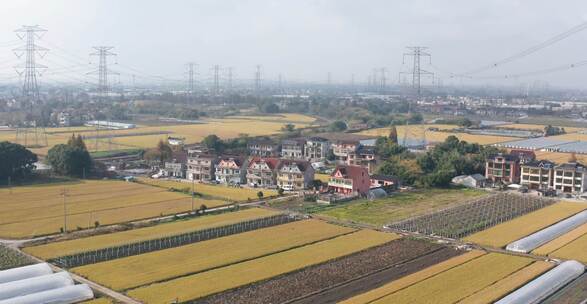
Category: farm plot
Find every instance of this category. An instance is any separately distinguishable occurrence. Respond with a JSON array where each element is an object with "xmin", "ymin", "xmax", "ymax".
[
  {"xmin": 547, "ymin": 232, "xmax": 587, "ymax": 264},
  {"xmin": 199, "ymin": 239, "xmax": 462, "ymax": 304},
  {"xmin": 317, "ymin": 188, "xmax": 487, "ymax": 227},
  {"xmin": 542, "ymin": 273, "xmax": 587, "ymax": 304},
  {"xmin": 0, "ymin": 243, "xmax": 33, "ymax": 271},
  {"xmin": 0, "ymin": 180, "xmax": 226, "ymax": 238},
  {"xmin": 355, "ymin": 253, "xmax": 535, "ymax": 304},
  {"xmin": 127, "ymin": 230, "xmax": 397, "ymax": 303},
  {"xmin": 136, "ymin": 178, "xmax": 278, "ymax": 201},
  {"xmin": 388, "ymin": 193, "xmax": 553, "ymax": 239},
  {"xmin": 464, "ymin": 201, "xmax": 587, "ymax": 248},
  {"xmin": 24, "ymin": 208, "xmax": 280, "ymax": 260},
  {"xmin": 72, "ymin": 220, "xmax": 355, "ymax": 290}
]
